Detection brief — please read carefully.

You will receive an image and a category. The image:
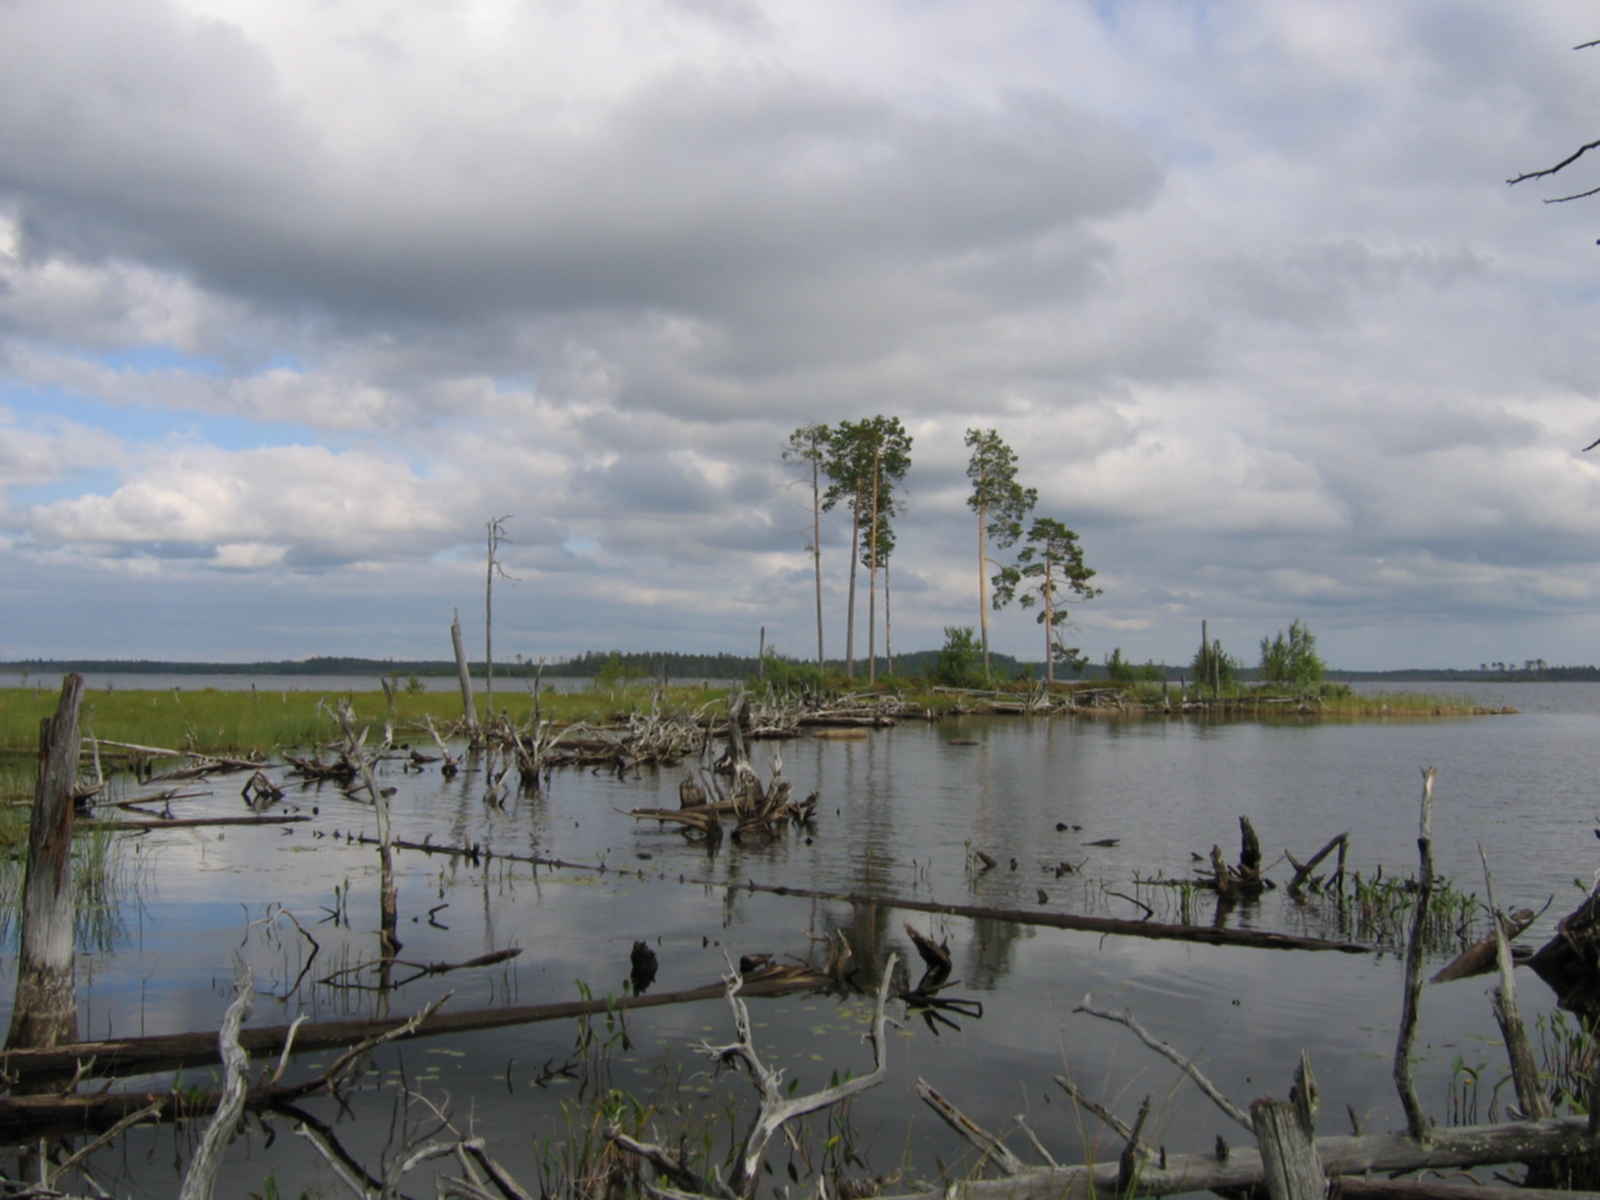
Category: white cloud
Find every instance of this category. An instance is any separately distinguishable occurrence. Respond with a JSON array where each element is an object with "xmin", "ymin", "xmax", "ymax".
[{"xmin": 3, "ymin": 0, "xmax": 1600, "ymax": 666}]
